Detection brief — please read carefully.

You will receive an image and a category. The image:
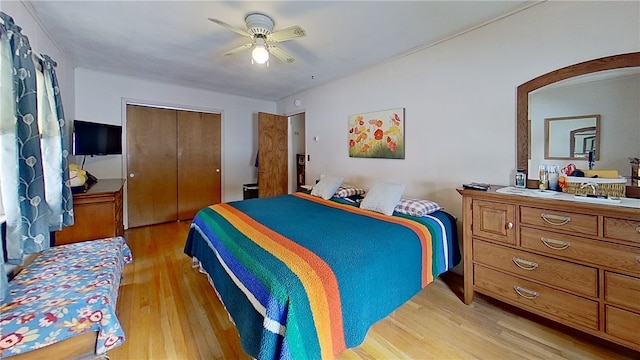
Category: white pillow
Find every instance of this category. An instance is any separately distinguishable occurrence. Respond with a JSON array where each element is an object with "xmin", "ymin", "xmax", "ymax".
[
  {"xmin": 360, "ymin": 181, "xmax": 405, "ymax": 215},
  {"xmin": 310, "ymin": 175, "xmax": 344, "ymax": 200}
]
